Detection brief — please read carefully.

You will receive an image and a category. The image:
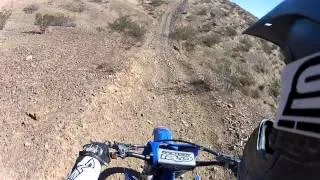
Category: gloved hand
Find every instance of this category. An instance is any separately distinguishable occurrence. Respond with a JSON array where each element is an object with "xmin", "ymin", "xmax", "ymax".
[{"xmin": 79, "ymin": 142, "xmax": 110, "ymax": 166}]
